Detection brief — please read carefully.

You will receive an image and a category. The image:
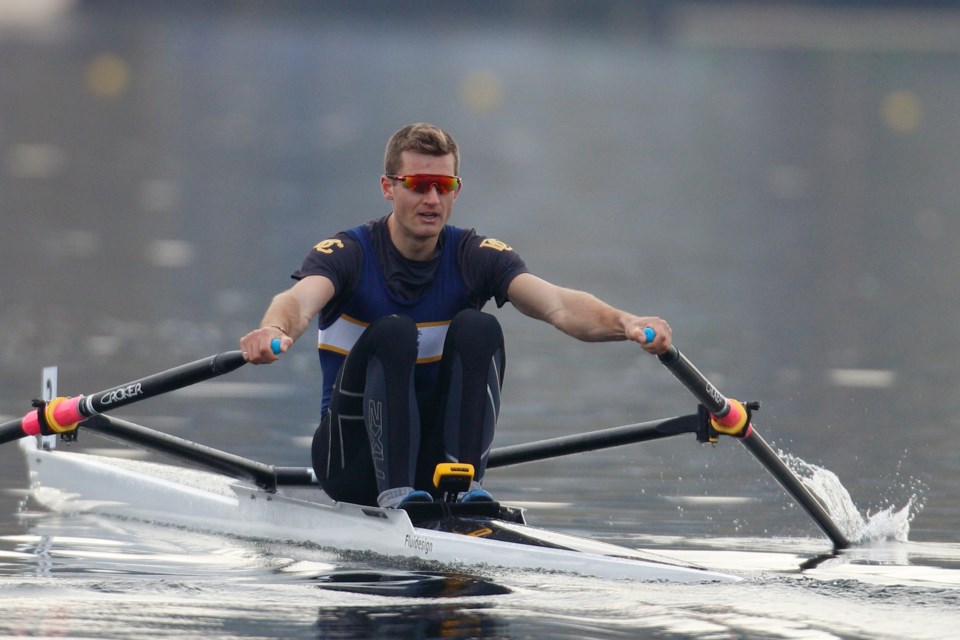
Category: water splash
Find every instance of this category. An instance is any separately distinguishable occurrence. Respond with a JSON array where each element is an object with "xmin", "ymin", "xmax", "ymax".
[{"xmin": 781, "ymin": 453, "xmax": 921, "ymax": 544}]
